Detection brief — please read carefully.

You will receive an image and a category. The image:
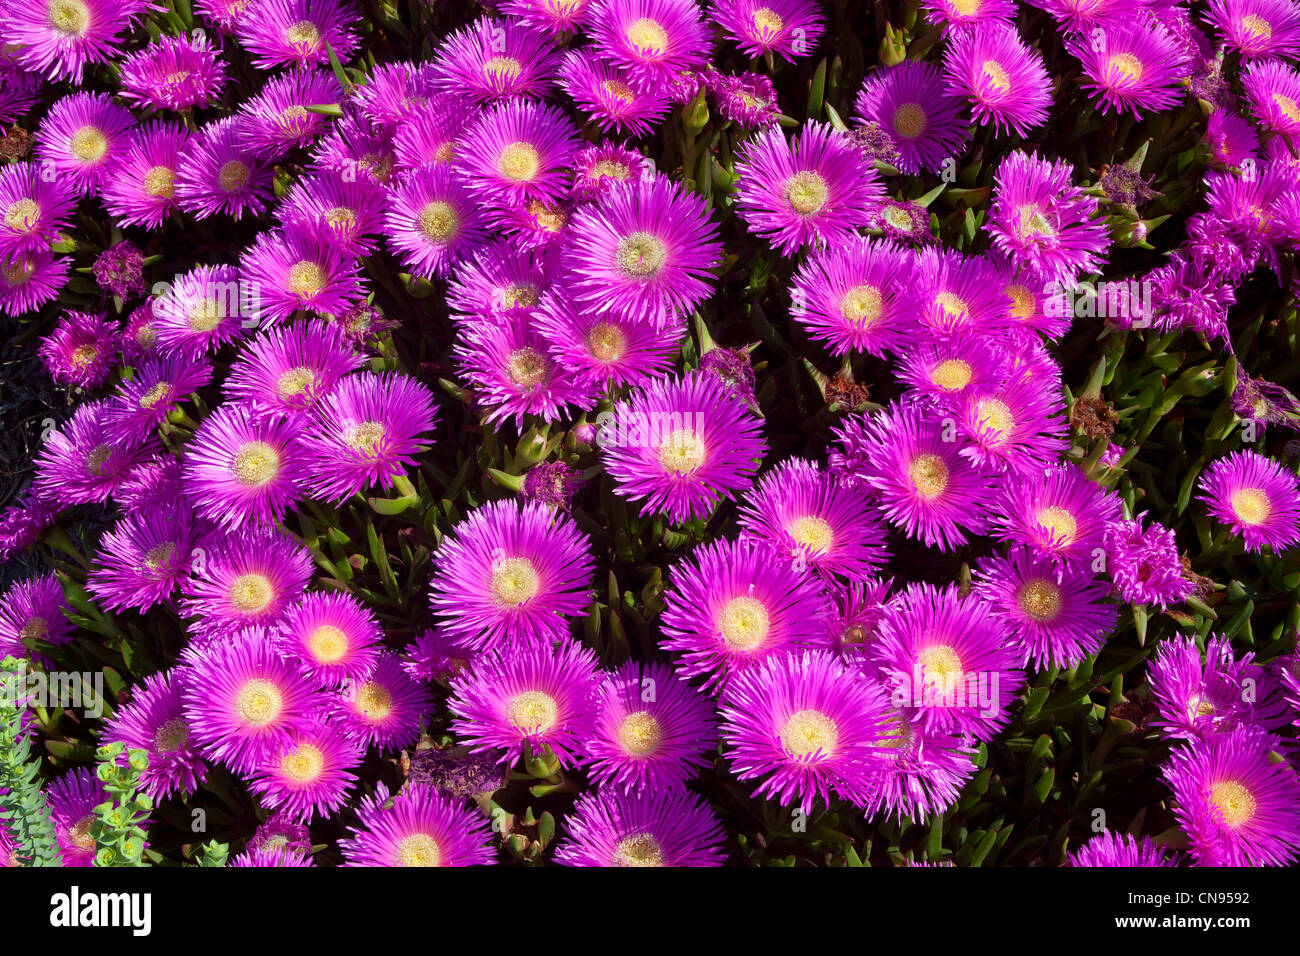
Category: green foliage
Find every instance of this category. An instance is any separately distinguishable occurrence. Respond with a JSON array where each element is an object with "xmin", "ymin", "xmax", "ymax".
[
  {"xmin": 0, "ymin": 657, "xmax": 62, "ymax": 866},
  {"xmin": 89, "ymin": 742, "xmax": 151, "ymax": 867}
]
